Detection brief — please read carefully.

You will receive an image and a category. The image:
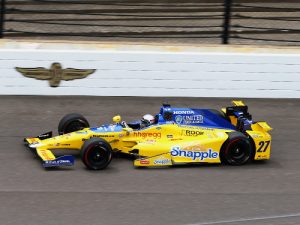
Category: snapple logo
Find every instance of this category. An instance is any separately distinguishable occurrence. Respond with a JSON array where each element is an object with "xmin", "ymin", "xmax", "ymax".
[
  {"xmin": 171, "ymin": 146, "xmax": 218, "ymax": 161},
  {"xmin": 154, "ymin": 158, "xmax": 171, "ymax": 165}
]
